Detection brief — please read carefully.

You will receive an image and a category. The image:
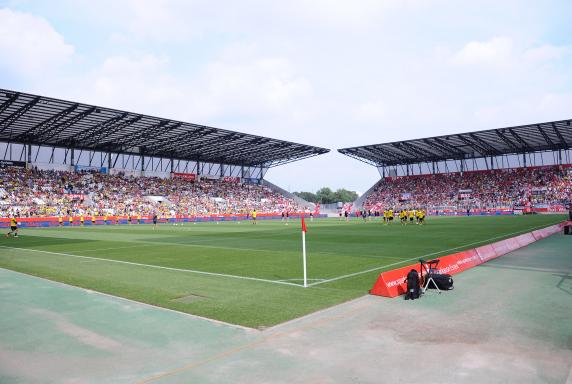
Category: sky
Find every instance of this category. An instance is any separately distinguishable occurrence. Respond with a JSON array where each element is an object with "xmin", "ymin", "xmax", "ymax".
[{"xmin": 1, "ymin": 0, "xmax": 571, "ymax": 194}]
